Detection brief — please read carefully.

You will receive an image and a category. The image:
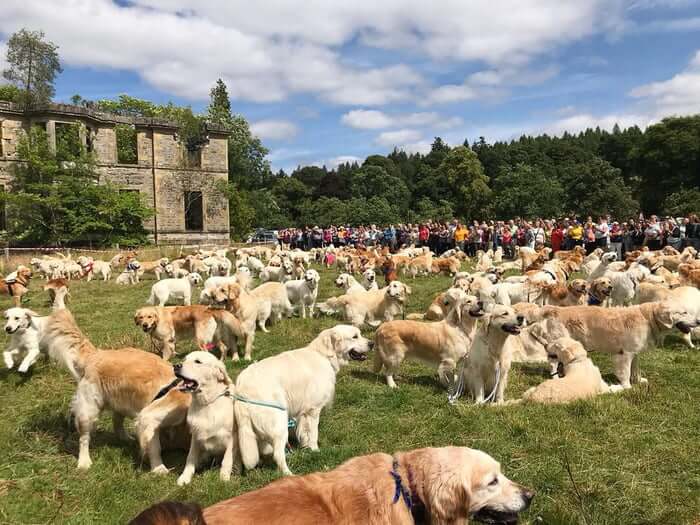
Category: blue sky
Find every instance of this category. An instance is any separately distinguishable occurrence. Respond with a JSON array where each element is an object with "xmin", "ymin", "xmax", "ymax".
[{"xmin": 2, "ymin": 1, "xmax": 700, "ymax": 172}]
